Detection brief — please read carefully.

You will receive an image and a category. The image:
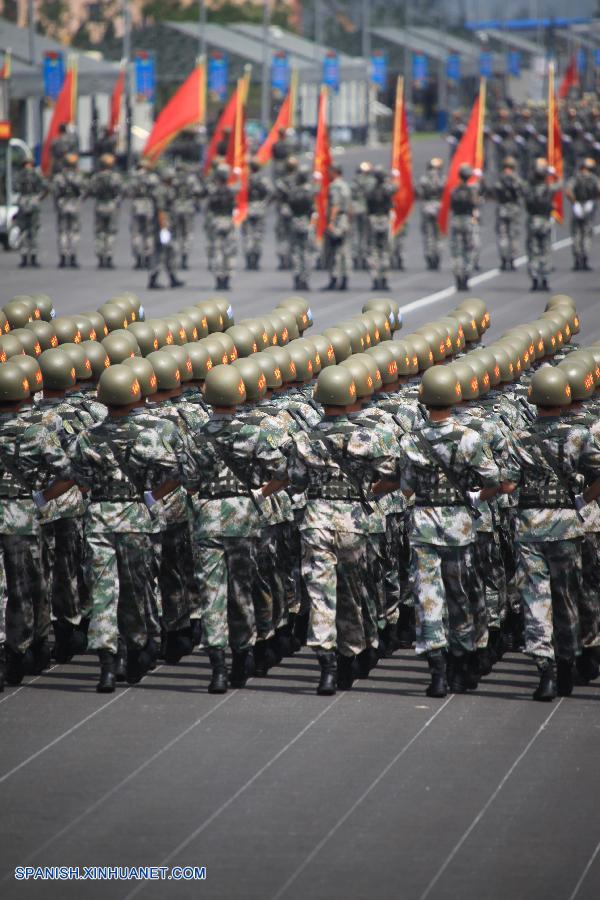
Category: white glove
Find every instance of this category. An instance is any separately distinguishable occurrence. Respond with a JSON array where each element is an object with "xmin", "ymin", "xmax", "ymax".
[
  {"xmin": 573, "ymin": 202, "xmax": 584, "ymax": 219},
  {"xmin": 144, "ymin": 490, "xmax": 157, "ymax": 509},
  {"xmin": 584, "ymin": 200, "xmax": 594, "ymax": 215},
  {"xmin": 159, "ymin": 228, "xmax": 171, "ymax": 246},
  {"xmin": 32, "ymin": 490, "xmax": 47, "ymax": 509},
  {"xmin": 466, "ymin": 490, "xmax": 482, "ymax": 508},
  {"xmin": 574, "ymin": 493, "xmax": 587, "ymax": 512},
  {"xmin": 547, "ymin": 165, "xmax": 556, "ymax": 176}
]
